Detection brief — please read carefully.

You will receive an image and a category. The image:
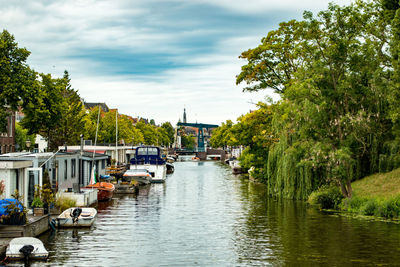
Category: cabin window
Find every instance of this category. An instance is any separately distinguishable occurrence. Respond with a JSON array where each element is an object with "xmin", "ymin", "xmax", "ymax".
[
  {"xmin": 101, "ymin": 159, "xmax": 105, "ymax": 169},
  {"xmin": 137, "ymin": 148, "xmax": 147, "ymax": 155},
  {"xmin": 71, "ymin": 159, "xmax": 76, "ymax": 177},
  {"xmin": 148, "ymin": 148, "xmax": 158, "ymax": 155}
]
